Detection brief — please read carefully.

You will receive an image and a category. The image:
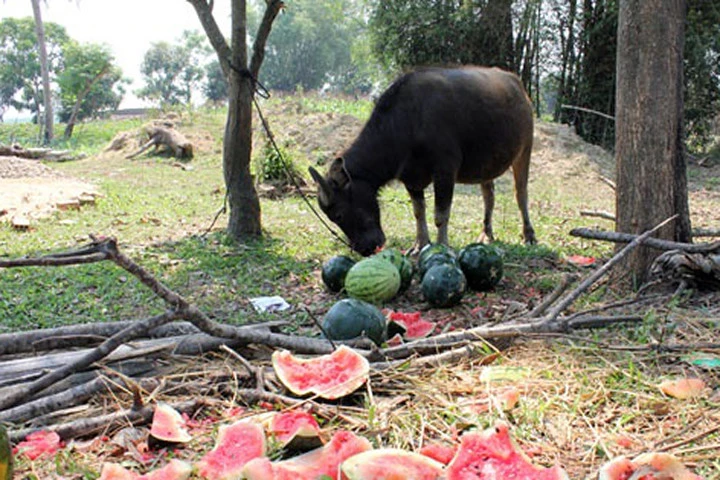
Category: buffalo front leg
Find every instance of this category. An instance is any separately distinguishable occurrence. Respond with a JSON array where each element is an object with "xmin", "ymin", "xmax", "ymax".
[
  {"xmin": 480, "ymin": 180, "xmax": 495, "ymax": 243},
  {"xmin": 512, "ymin": 147, "xmax": 537, "ymax": 244},
  {"xmin": 433, "ymin": 177, "xmax": 455, "ymax": 246},
  {"xmin": 407, "ymin": 187, "xmax": 430, "ymax": 254}
]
